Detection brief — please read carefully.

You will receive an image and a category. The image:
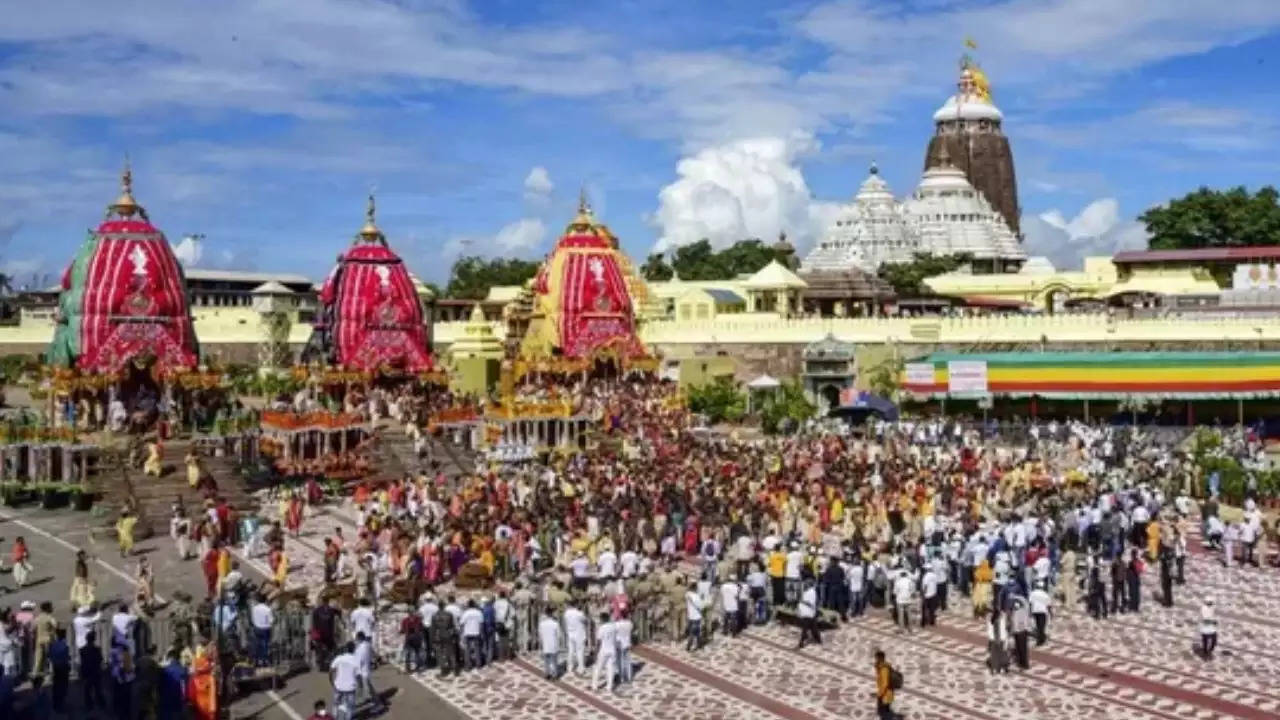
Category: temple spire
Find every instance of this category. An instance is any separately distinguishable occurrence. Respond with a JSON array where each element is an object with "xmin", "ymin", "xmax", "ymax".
[
  {"xmin": 937, "ymin": 143, "xmax": 953, "ymax": 167},
  {"xmin": 108, "ymin": 156, "xmax": 145, "ymax": 219},
  {"xmin": 357, "ymin": 193, "xmax": 385, "ymax": 244}
]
